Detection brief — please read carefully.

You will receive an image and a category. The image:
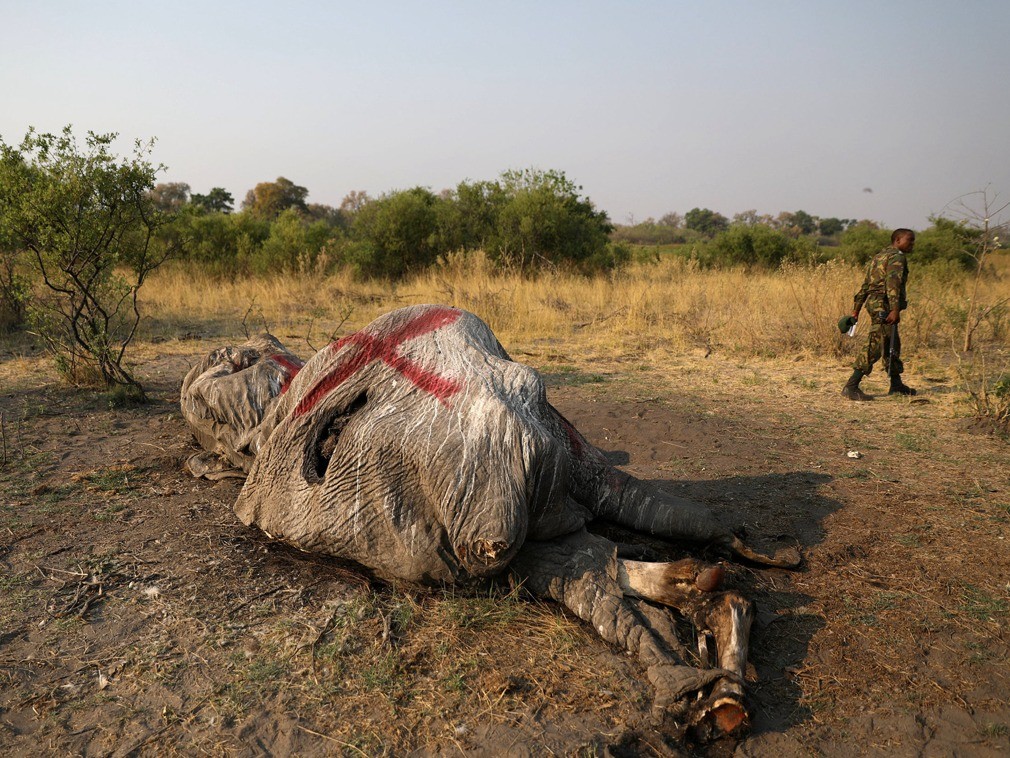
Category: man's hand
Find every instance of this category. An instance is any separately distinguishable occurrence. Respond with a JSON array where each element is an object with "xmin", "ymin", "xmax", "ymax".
[
  {"xmin": 885, "ymin": 309, "xmax": 900, "ymax": 324},
  {"xmin": 852, "ymin": 309, "xmax": 860, "ymax": 321}
]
